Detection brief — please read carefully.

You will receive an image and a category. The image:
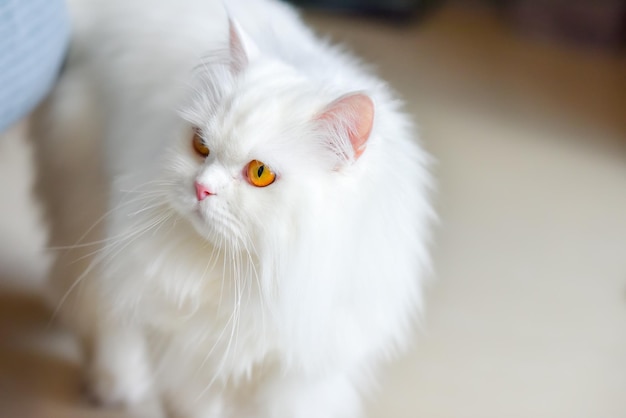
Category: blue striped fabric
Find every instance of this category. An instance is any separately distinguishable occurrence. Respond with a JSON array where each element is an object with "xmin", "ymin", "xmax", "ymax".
[{"xmin": 0, "ymin": 0, "xmax": 70, "ymax": 131}]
